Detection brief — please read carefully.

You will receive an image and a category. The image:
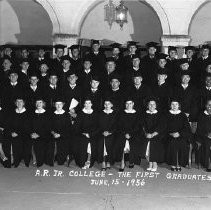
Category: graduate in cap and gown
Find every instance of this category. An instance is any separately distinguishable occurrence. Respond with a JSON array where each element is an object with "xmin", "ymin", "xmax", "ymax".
[
  {"xmin": 98, "ymin": 97, "xmax": 118, "ymax": 170},
  {"xmin": 166, "ymin": 97, "xmax": 191, "ymax": 171},
  {"xmin": 142, "ymin": 97, "xmax": 166, "ymax": 171},
  {"xmin": 30, "ymin": 97, "xmax": 50, "ymax": 167},
  {"xmin": 74, "ymin": 97, "xmax": 99, "ymax": 169},
  {"xmin": 46, "ymin": 96, "xmax": 71, "ymax": 166},
  {"xmin": 115, "ymin": 96, "xmax": 143, "ymax": 171},
  {"xmin": 195, "ymin": 98, "xmax": 211, "ymax": 171}
]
